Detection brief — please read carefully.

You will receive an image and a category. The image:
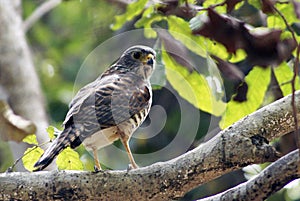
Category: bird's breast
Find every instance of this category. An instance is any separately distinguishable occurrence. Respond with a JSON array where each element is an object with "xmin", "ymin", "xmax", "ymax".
[{"xmin": 82, "ymin": 107, "xmax": 151, "ymax": 151}]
